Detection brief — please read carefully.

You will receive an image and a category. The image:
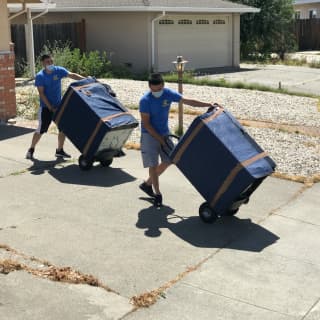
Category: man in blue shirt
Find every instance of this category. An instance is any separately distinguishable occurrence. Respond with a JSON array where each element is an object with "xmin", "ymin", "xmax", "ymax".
[
  {"xmin": 26, "ymin": 54, "xmax": 85, "ymax": 160},
  {"xmin": 139, "ymin": 73, "xmax": 214, "ymax": 207}
]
